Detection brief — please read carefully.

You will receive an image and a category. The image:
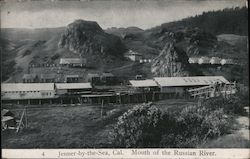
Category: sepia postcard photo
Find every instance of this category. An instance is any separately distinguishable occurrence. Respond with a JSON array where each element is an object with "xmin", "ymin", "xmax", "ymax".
[{"xmin": 0, "ymin": 0, "xmax": 249, "ymax": 158}]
